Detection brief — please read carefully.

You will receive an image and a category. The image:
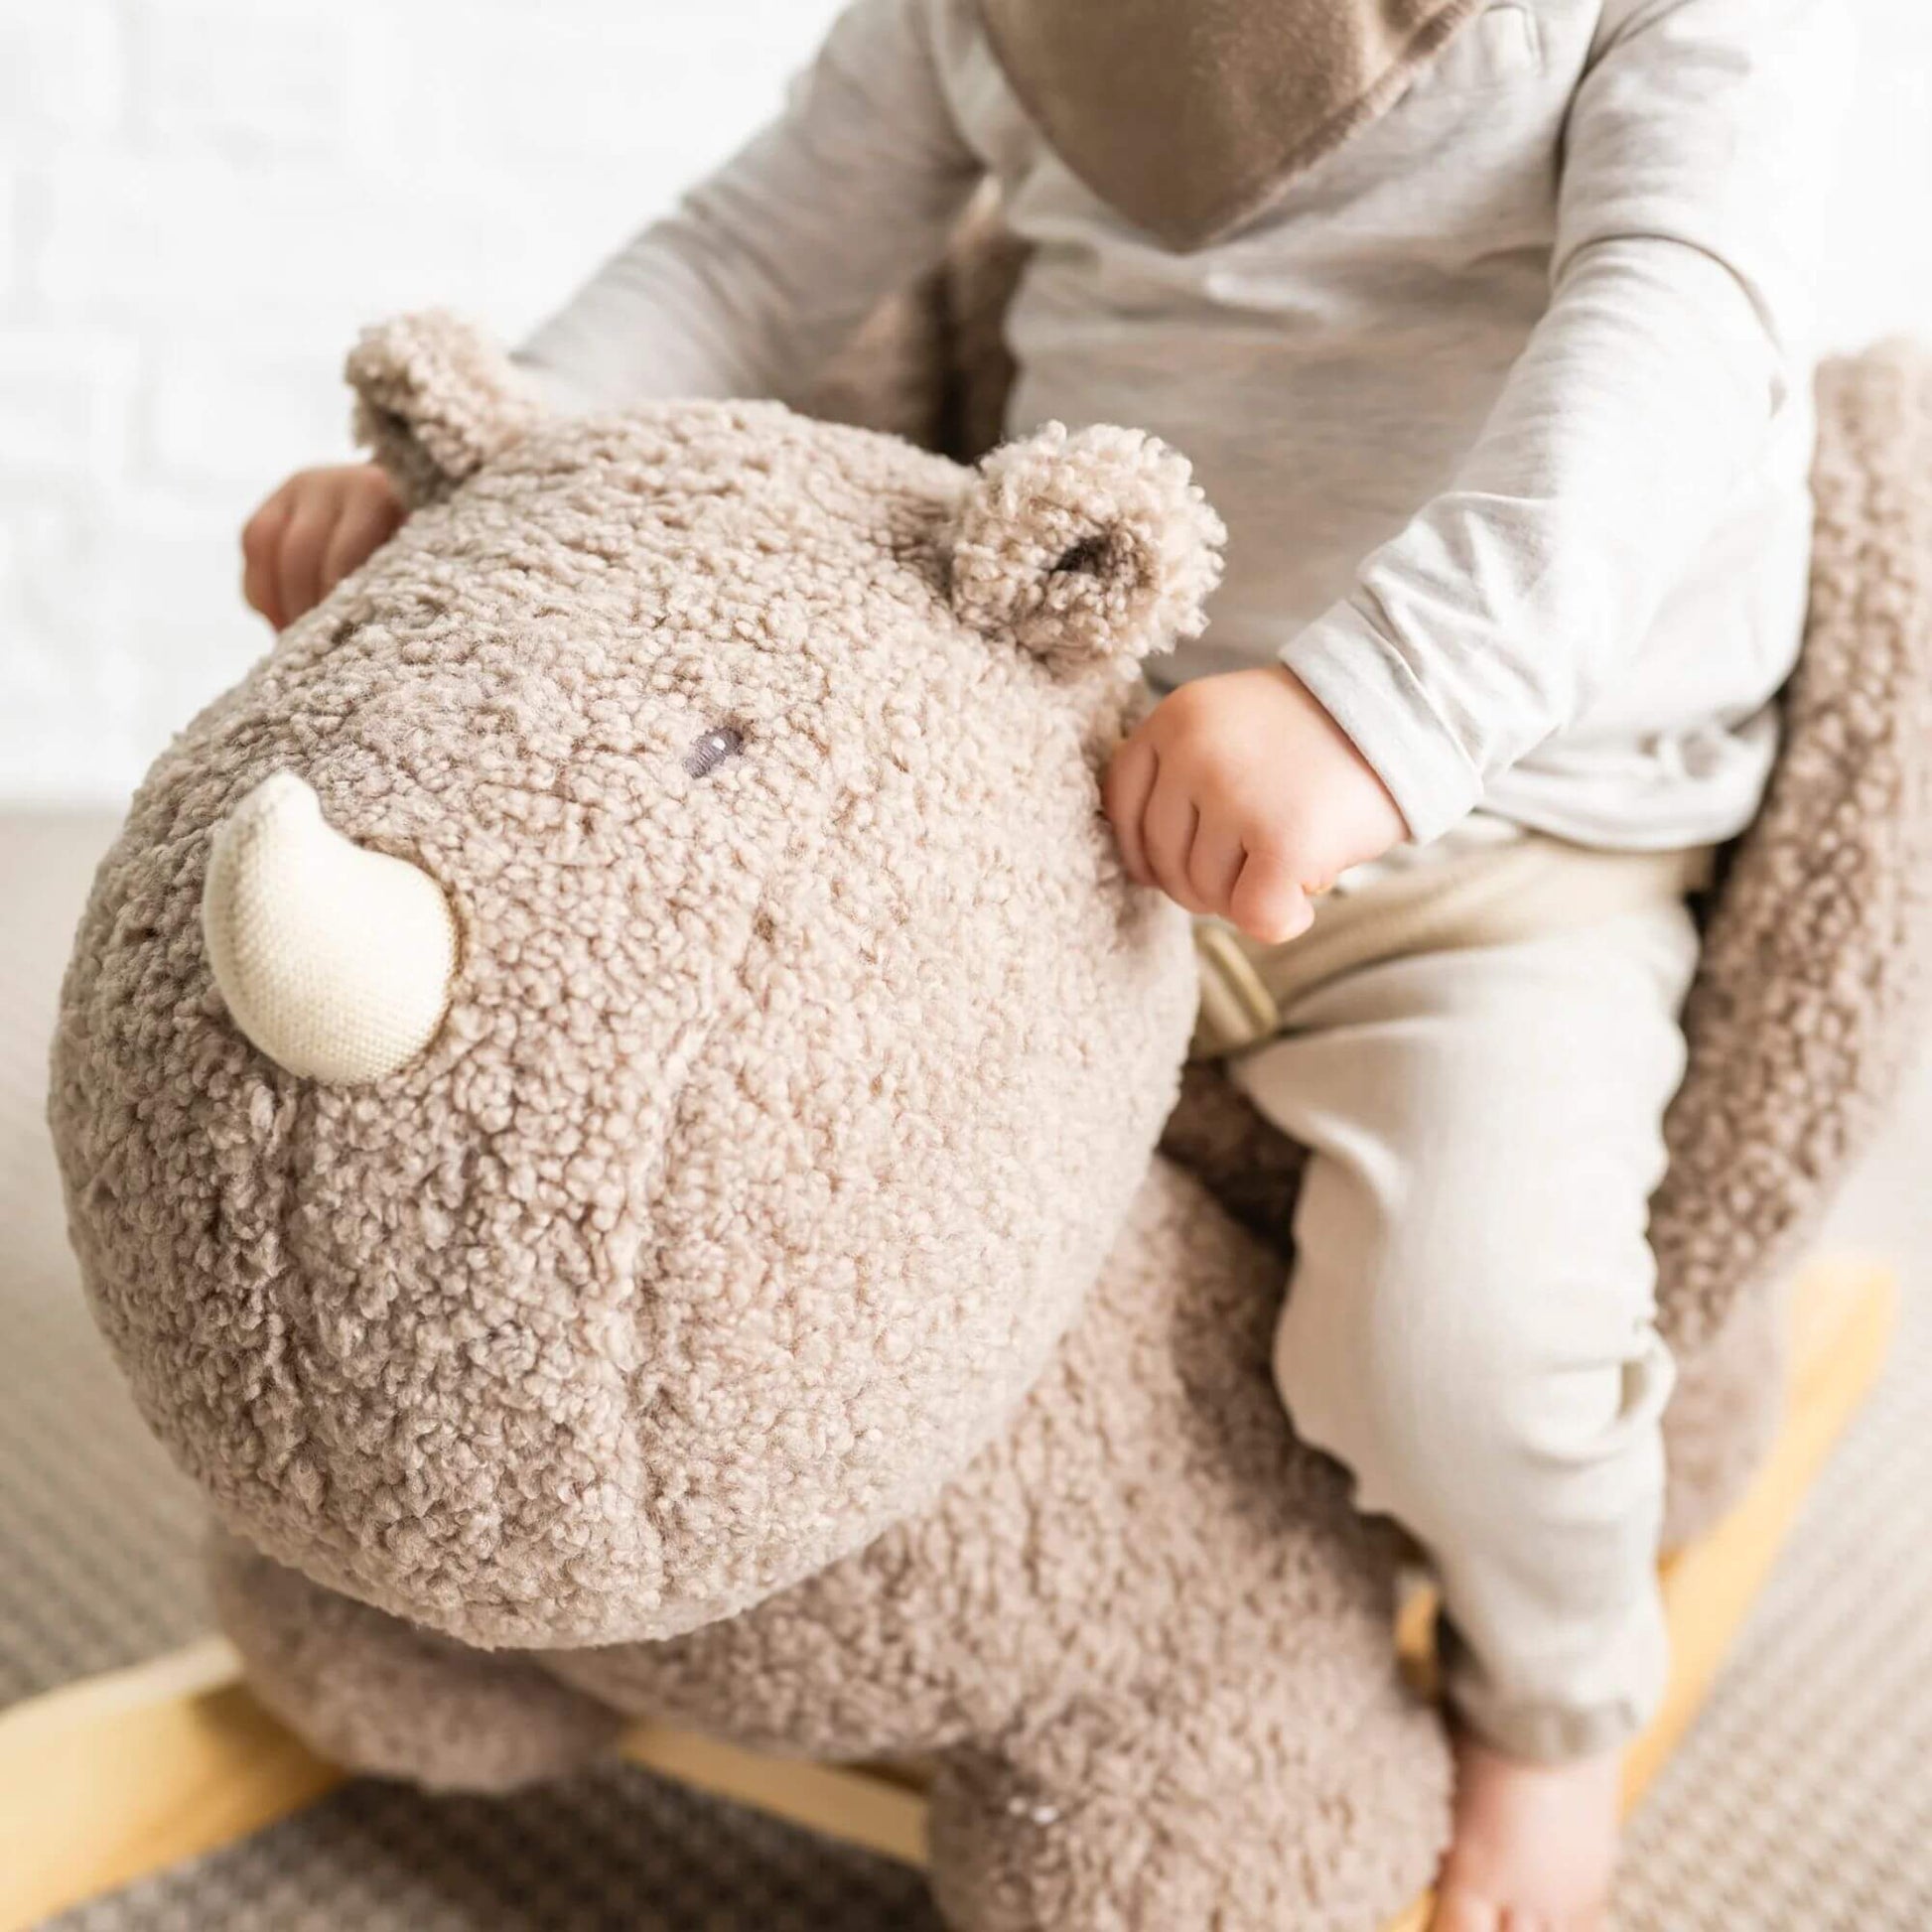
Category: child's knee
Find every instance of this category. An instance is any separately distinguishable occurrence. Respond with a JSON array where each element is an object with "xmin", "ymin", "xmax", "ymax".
[
  {"xmin": 1273, "ymin": 1243, "xmax": 1672, "ymax": 1538},
  {"xmin": 1272, "ymin": 1266, "xmax": 1501, "ymax": 1518}
]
